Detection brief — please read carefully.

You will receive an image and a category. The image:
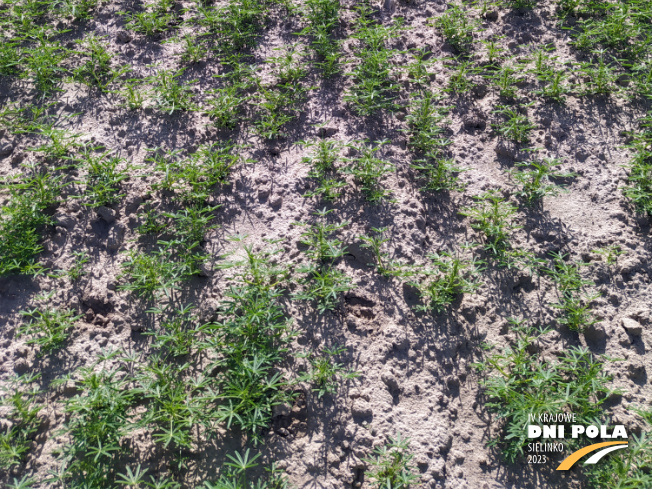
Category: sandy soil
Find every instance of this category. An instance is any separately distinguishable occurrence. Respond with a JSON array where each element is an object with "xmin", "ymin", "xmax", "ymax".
[{"xmin": 0, "ymin": 0, "xmax": 651, "ymax": 488}]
